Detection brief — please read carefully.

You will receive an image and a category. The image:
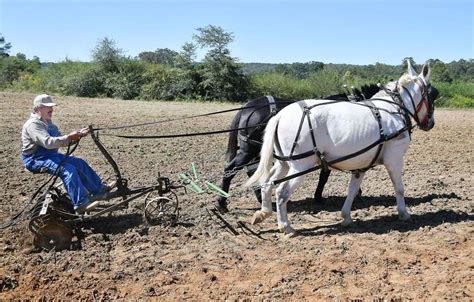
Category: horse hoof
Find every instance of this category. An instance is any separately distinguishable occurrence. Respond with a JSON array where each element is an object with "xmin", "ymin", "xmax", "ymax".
[
  {"xmin": 282, "ymin": 231, "xmax": 298, "ymax": 240},
  {"xmin": 278, "ymin": 225, "xmax": 296, "ymax": 236},
  {"xmin": 341, "ymin": 212, "xmax": 353, "ymax": 227},
  {"xmin": 313, "ymin": 195, "xmax": 326, "ymax": 204},
  {"xmin": 214, "ymin": 200, "xmax": 229, "ymax": 214},
  {"xmin": 399, "ymin": 211, "xmax": 411, "ymax": 221},
  {"xmin": 251, "ymin": 211, "xmax": 271, "ymax": 225},
  {"xmin": 341, "ymin": 218, "xmax": 354, "ymax": 227}
]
